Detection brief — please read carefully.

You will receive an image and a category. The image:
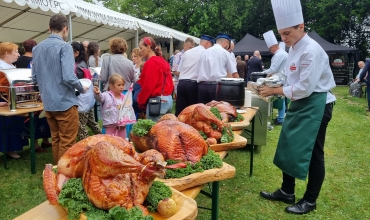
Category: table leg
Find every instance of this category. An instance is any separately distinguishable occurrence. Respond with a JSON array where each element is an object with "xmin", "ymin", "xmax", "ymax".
[
  {"xmin": 1, "ymin": 116, "xmax": 7, "ymax": 169},
  {"xmin": 211, "ymin": 181, "xmax": 219, "ymax": 220},
  {"xmin": 250, "ymin": 115, "xmax": 255, "ymax": 176},
  {"xmin": 29, "ymin": 112, "xmax": 35, "ymax": 174}
]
